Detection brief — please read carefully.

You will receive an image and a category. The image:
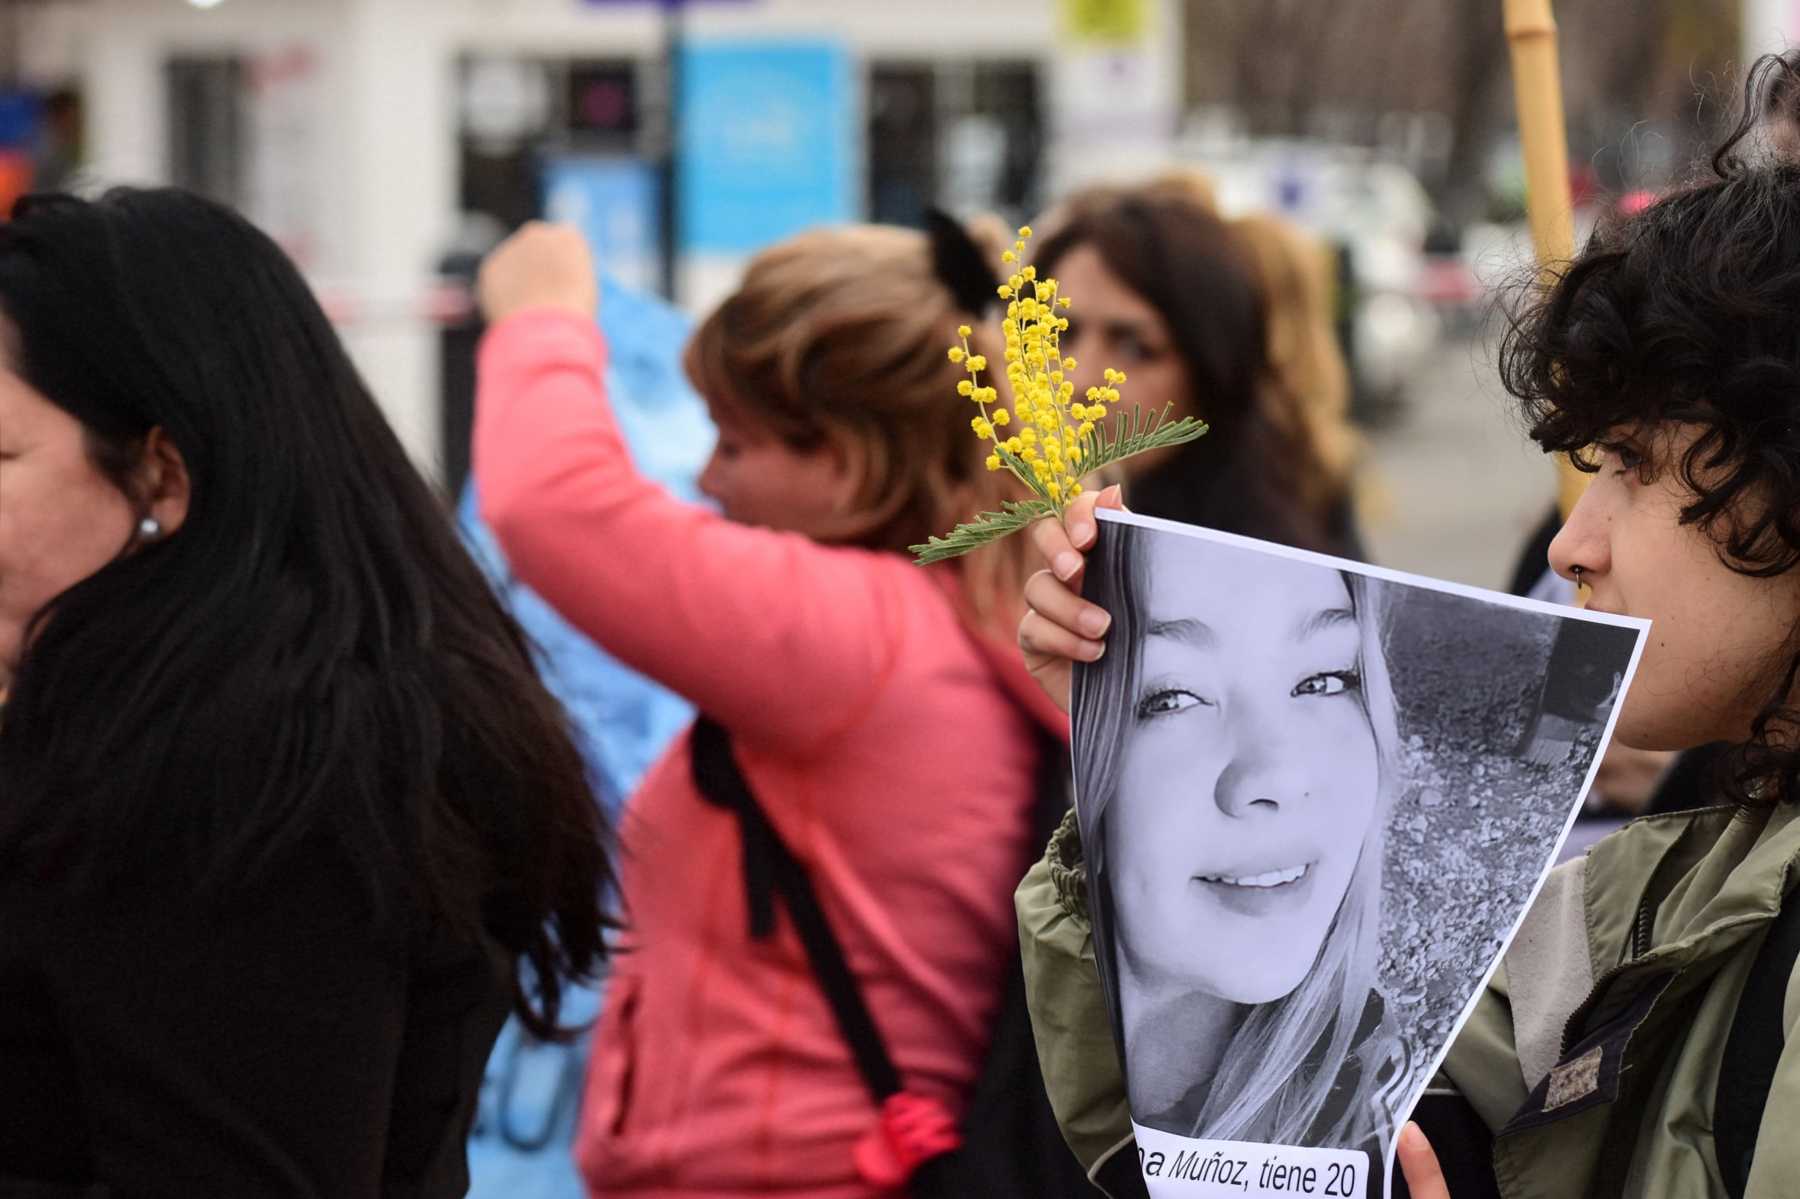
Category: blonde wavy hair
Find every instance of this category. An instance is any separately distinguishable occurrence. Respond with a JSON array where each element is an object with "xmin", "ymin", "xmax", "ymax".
[
  {"xmin": 1231, "ymin": 213, "xmax": 1362, "ymax": 516},
  {"xmin": 1072, "ymin": 522, "xmax": 1408, "ymax": 1157},
  {"xmin": 683, "ymin": 223, "xmax": 1033, "ymax": 630}
]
